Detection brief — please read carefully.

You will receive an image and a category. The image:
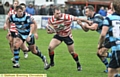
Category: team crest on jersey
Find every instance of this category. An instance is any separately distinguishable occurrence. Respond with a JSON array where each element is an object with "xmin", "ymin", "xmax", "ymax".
[
  {"xmin": 21, "ymin": 22, "xmax": 24, "ymax": 25},
  {"xmin": 57, "ymin": 23, "xmax": 65, "ymax": 30}
]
